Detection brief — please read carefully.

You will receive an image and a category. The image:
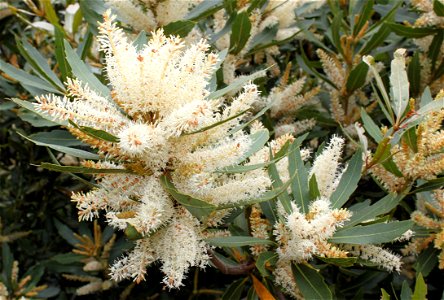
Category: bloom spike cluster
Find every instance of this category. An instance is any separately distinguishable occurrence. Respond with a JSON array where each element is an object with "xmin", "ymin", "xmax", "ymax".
[
  {"xmin": 34, "ymin": 11, "xmax": 273, "ymax": 288},
  {"xmin": 272, "ymin": 136, "xmax": 403, "ymax": 291}
]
